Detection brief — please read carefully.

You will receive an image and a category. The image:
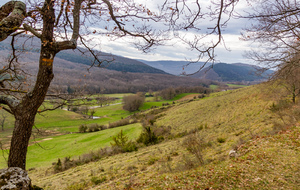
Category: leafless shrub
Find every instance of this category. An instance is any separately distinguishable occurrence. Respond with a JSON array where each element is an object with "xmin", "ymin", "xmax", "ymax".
[
  {"xmin": 108, "ymin": 118, "xmax": 136, "ymax": 129},
  {"xmin": 123, "ymin": 95, "xmax": 145, "ymax": 112},
  {"xmin": 182, "ymin": 133, "xmax": 207, "ymax": 165}
]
